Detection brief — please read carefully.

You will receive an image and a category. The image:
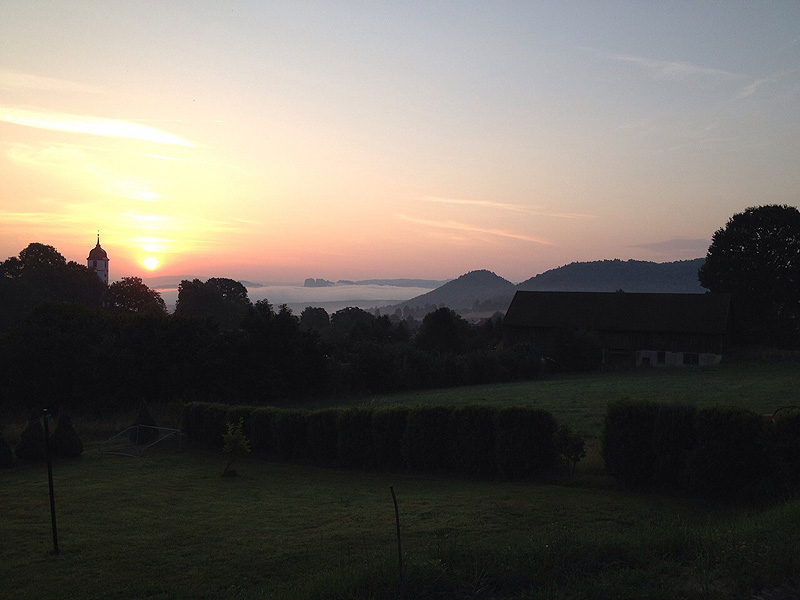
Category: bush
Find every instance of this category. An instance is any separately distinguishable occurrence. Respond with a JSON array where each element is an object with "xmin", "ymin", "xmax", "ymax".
[
  {"xmin": 371, "ymin": 406, "xmax": 408, "ymax": 471},
  {"xmin": 771, "ymin": 408, "xmax": 800, "ymax": 496},
  {"xmin": 0, "ymin": 430, "xmax": 13, "ymax": 467},
  {"xmin": 602, "ymin": 399, "xmax": 659, "ymax": 486},
  {"xmin": 248, "ymin": 407, "xmax": 278, "ymax": 455},
  {"xmin": 686, "ymin": 406, "xmax": 772, "ymax": 501},
  {"xmin": 556, "ymin": 423, "xmax": 586, "ymax": 477},
  {"xmin": 15, "ymin": 412, "xmax": 47, "ymax": 461},
  {"xmin": 304, "ymin": 409, "xmax": 339, "ymax": 465},
  {"xmin": 272, "ymin": 410, "xmax": 306, "ymax": 461},
  {"xmin": 494, "ymin": 407, "xmax": 558, "ymax": 479},
  {"xmin": 402, "ymin": 406, "xmax": 452, "ymax": 473},
  {"xmin": 337, "ymin": 408, "xmax": 373, "ymax": 469},
  {"xmin": 222, "ymin": 418, "xmax": 251, "ymax": 476},
  {"xmin": 130, "ymin": 403, "xmax": 159, "ymax": 446},
  {"xmin": 50, "ymin": 413, "xmax": 84, "ymax": 458},
  {"xmin": 651, "ymin": 404, "xmax": 696, "ymax": 490},
  {"xmin": 448, "ymin": 405, "xmax": 496, "ymax": 478}
]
